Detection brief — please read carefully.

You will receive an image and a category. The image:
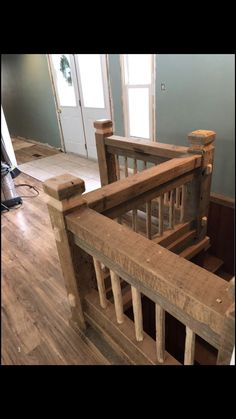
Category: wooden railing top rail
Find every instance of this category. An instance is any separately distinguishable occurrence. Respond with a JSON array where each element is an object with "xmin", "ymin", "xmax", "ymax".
[
  {"xmin": 45, "ymin": 155, "xmax": 201, "ymax": 215},
  {"xmin": 105, "ymin": 135, "xmax": 190, "ymax": 159},
  {"xmin": 66, "ymin": 206, "xmax": 234, "ymax": 354}
]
